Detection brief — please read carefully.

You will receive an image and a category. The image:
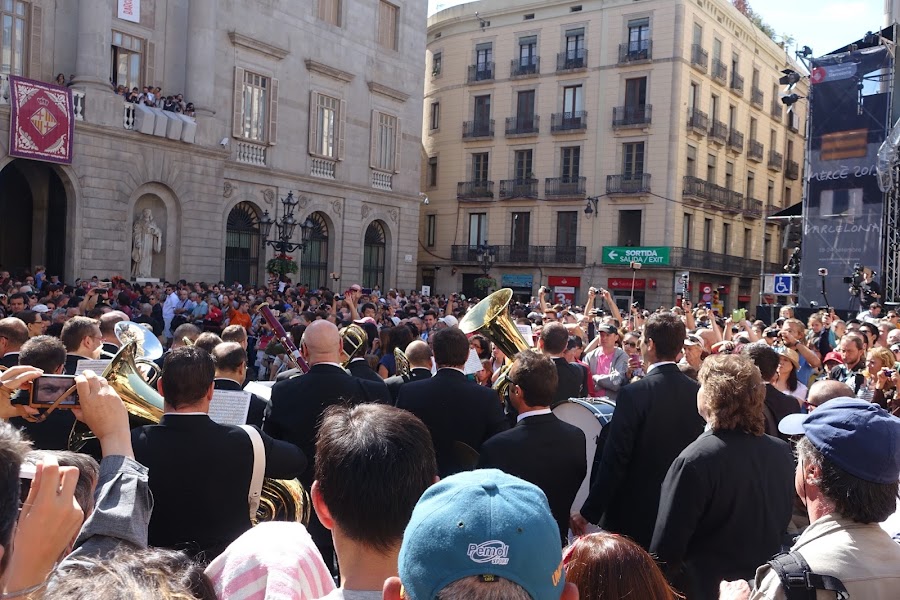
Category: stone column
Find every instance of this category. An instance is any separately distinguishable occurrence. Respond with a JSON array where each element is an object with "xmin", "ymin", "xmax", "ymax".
[
  {"xmin": 72, "ymin": 0, "xmax": 112, "ymax": 92},
  {"xmin": 185, "ymin": 0, "xmax": 217, "ymax": 118}
]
